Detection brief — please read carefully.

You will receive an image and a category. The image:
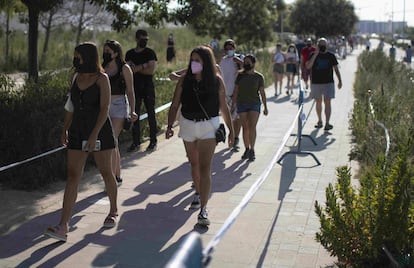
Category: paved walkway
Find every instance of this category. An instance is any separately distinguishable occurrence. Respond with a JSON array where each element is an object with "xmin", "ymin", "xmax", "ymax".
[{"xmin": 0, "ymin": 46, "xmax": 363, "ymax": 268}]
